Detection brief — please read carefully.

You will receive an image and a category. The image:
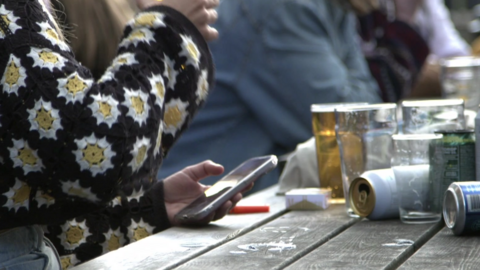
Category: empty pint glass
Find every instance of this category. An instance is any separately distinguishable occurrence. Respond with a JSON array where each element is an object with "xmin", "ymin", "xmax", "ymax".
[
  {"xmin": 335, "ymin": 103, "xmax": 397, "ymax": 217},
  {"xmin": 392, "ymin": 134, "xmax": 443, "ymax": 224},
  {"xmin": 311, "ymin": 103, "xmax": 367, "ymax": 203},
  {"xmin": 401, "ymin": 99, "xmax": 465, "ymax": 134},
  {"xmin": 440, "ymin": 56, "xmax": 480, "ymax": 112}
]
